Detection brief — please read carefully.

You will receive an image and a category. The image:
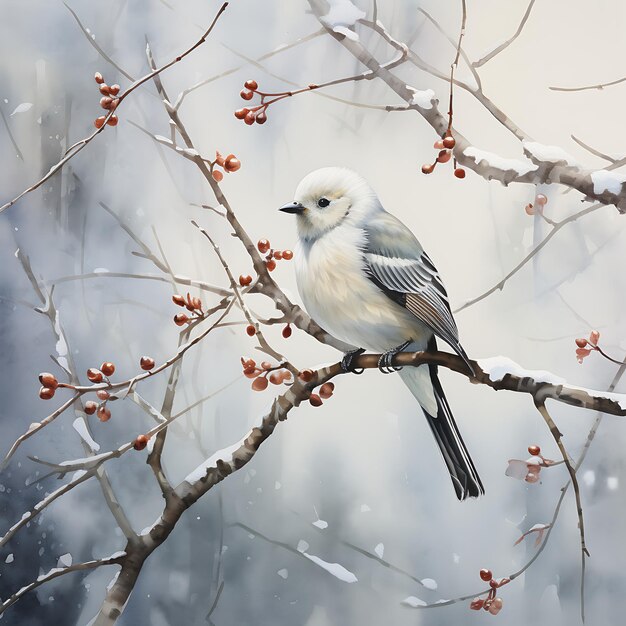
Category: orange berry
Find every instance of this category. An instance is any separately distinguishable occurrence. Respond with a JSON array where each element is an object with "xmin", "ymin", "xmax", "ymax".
[
  {"xmin": 212, "ymin": 170, "xmax": 224, "ymax": 182},
  {"xmin": 100, "ymin": 362, "xmax": 115, "ymax": 376},
  {"xmin": 443, "ymin": 136, "xmax": 456, "ymax": 149},
  {"xmin": 106, "ymin": 115, "xmax": 119, "ymax": 126},
  {"xmin": 224, "ymin": 155, "xmax": 241, "ymax": 172},
  {"xmin": 87, "ymin": 368, "xmax": 103, "ymax": 383},
  {"xmin": 319, "ymin": 382, "xmax": 335, "ymax": 399},
  {"xmin": 274, "ymin": 250, "xmax": 283, "ymax": 260},
  {"xmin": 234, "ymin": 108, "xmax": 249, "ymax": 120},
  {"xmin": 266, "ymin": 259, "xmax": 276, "ymax": 271},
  {"xmin": 94, "ymin": 72, "xmax": 104, "ymax": 84},
  {"xmin": 421, "ymin": 164, "xmax": 435, "ymax": 174},
  {"xmin": 97, "ymin": 406, "xmax": 111, "ymax": 422},
  {"xmin": 309, "ymin": 394, "xmax": 323, "ymax": 407},
  {"xmin": 244, "ymin": 79, "xmax": 258, "ymax": 91},
  {"xmin": 282, "ymin": 249, "xmax": 293, "ymax": 260},
  {"xmin": 528, "ymin": 445, "xmax": 541, "ymax": 456},
  {"xmin": 133, "ymin": 434, "xmax": 149, "ymax": 450},
  {"xmin": 39, "ymin": 372, "xmax": 58, "ymax": 389},
  {"xmin": 479, "ymin": 569, "xmax": 493, "ymax": 582},
  {"xmin": 39, "ymin": 386, "xmax": 55, "ymax": 400},
  {"xmin": 94, "ymin": 116, "xmax": 106, "ymax": 129},
  {"xmin": 454, "ymin": 168, "xmax": 466, "ymax": 179},
  {"xmin": 246, "ymin": 324, "xmax": 256, "ymax": 336},
  {"xmin": 174, "ymin": 313, "xmax": 189, "ymax": 326},
  {"xmin": 282, "ymin": 324, "xmax": 292, "ymax": 338},
  {"xmin": 97, "ymin": 389, "xmax": 110, "ymax": 401},
  {"xmin": 251, "ymin": 376, "xmax": 268, "ymax": 391},
  {"xmin": 258, "ymin": 239, "xmax": 270, "ymax": 253},
  {"xmin": 84, "ymin": 401, "xmax": 98, "ymax": 415},
  {"xmin": 239, "ymin": 274, "xmax": 252, "ymax": 287},
  {"xmin": 140, "ymin": 356, "xmax": 155, "ymax": 371}
]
